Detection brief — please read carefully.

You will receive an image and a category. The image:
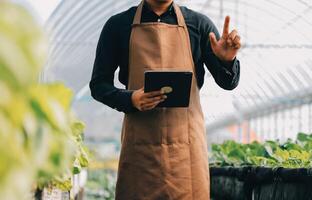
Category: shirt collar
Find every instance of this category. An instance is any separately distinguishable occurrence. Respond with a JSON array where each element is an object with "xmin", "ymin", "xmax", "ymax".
[{"xmin": 143, "ymin": 0, "xmax": 175, "ymax": 16}]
